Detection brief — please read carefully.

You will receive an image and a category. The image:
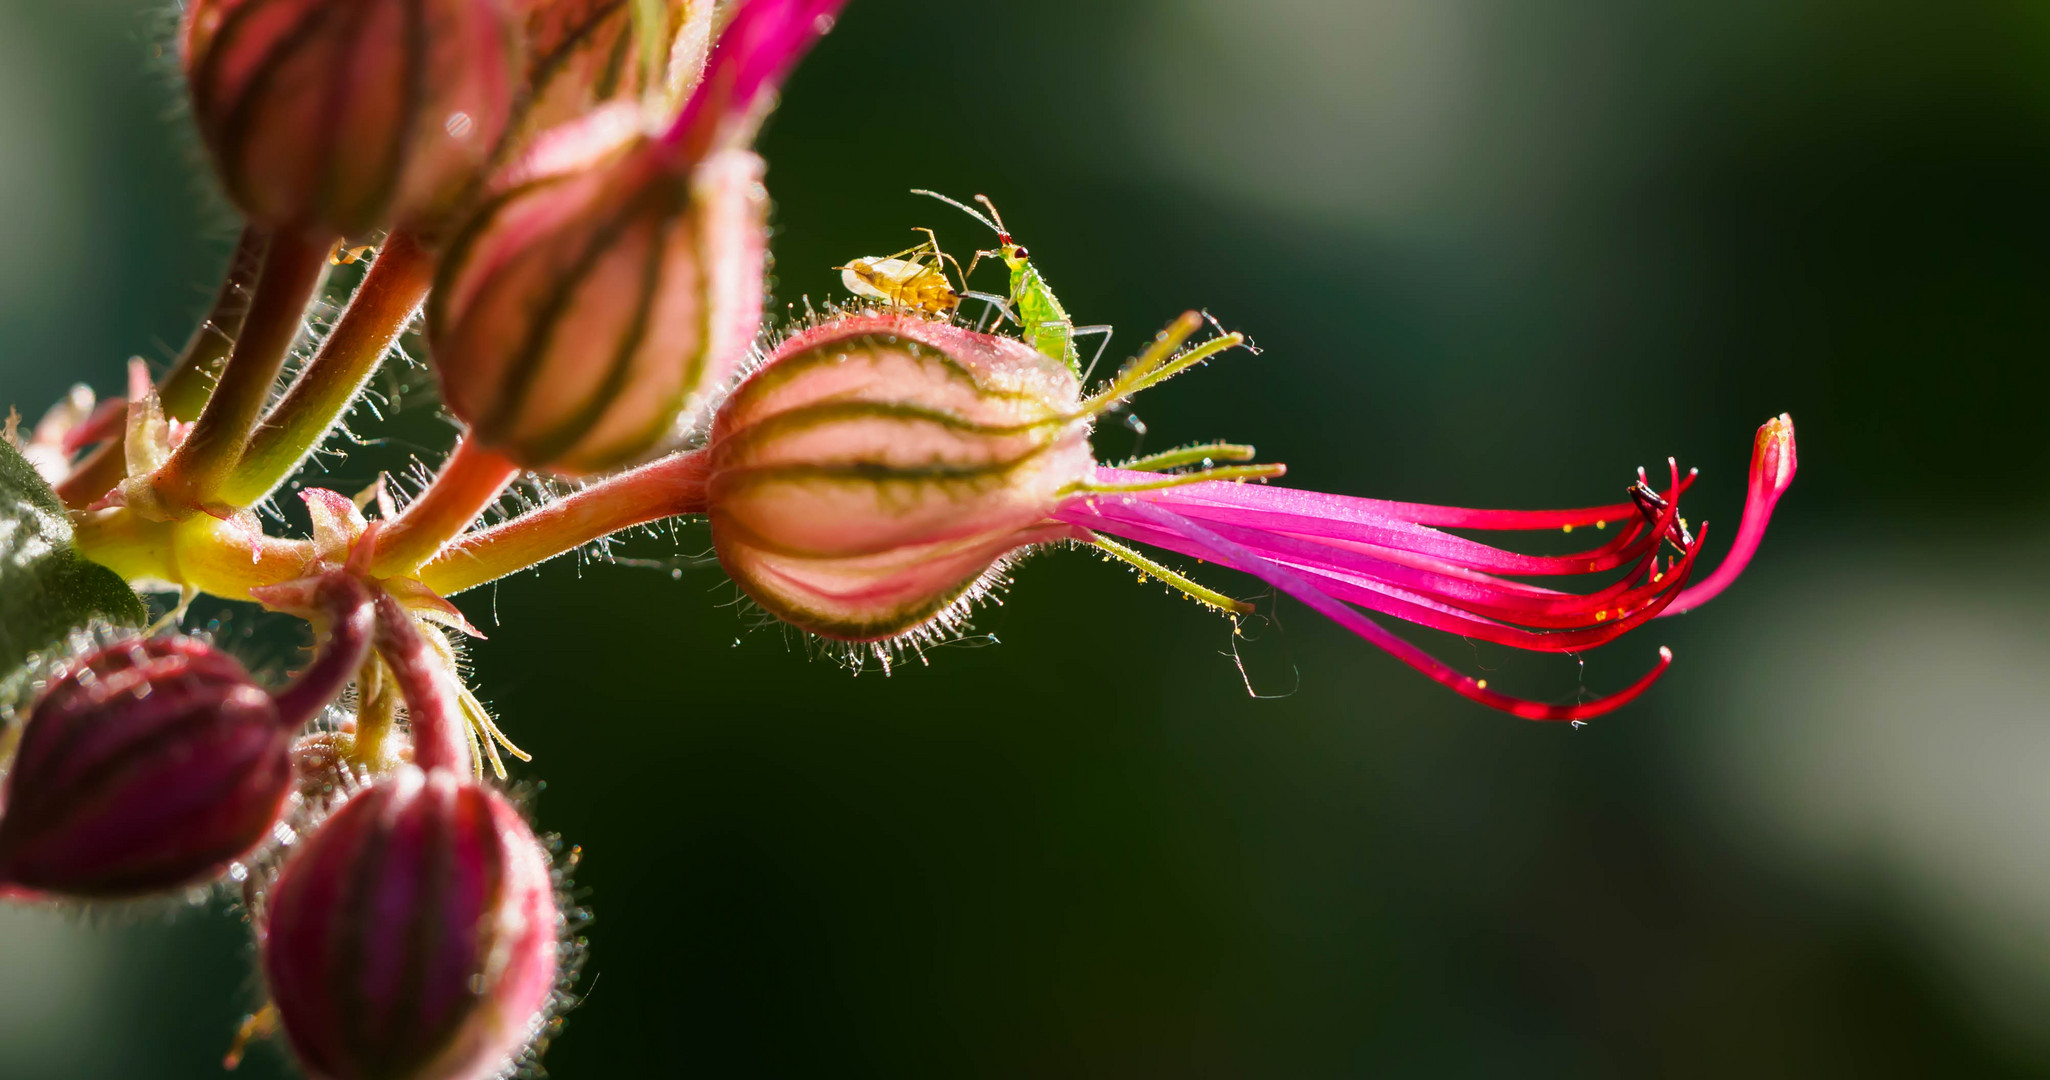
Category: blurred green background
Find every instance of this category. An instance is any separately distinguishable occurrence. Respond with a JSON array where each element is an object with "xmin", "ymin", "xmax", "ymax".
[{"xmin": 5, "ymin": 0, "xmax": 2050, "ymax": 1075}]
